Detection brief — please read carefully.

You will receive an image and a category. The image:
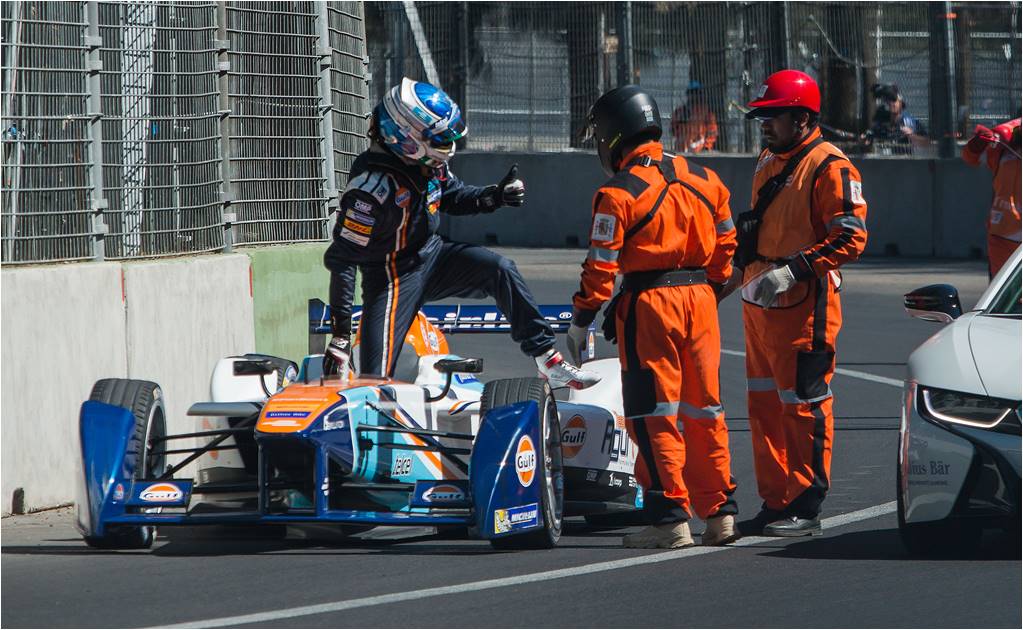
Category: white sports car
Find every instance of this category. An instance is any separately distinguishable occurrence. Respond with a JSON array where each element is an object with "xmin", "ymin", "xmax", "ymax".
[{"xmin": 899, "ymin": 247, "xmax": 1021, "ymax": 555}]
